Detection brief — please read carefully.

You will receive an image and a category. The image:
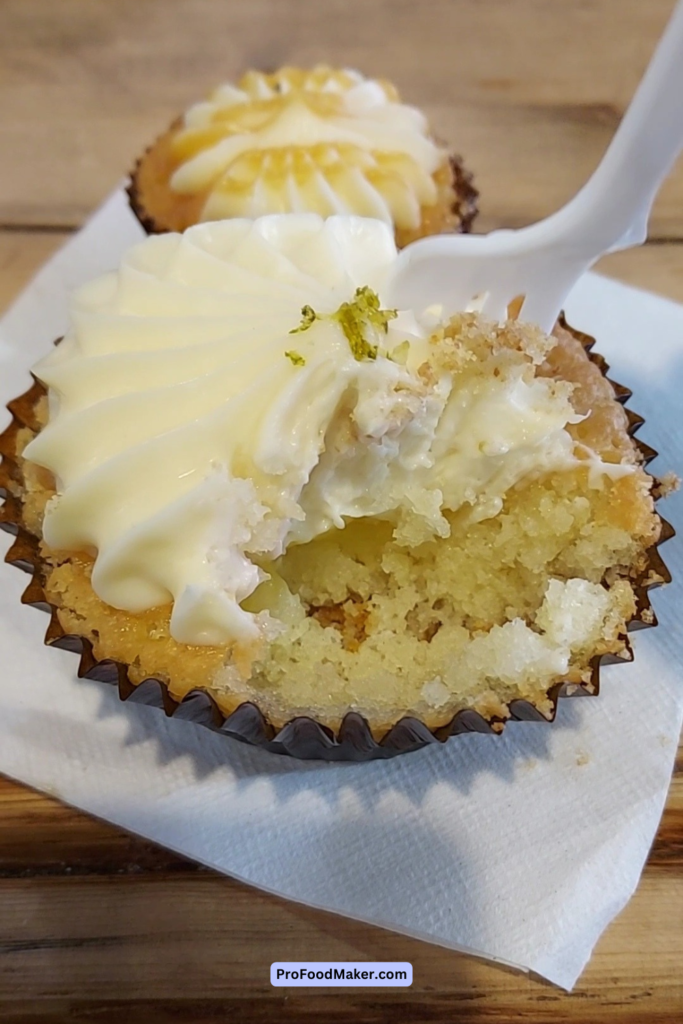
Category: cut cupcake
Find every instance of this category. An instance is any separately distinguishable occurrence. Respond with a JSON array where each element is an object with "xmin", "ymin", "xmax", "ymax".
[
  {"xmin": 1, "ymin": 215, "xmax": 671, "ymax": 751},
  {"xmin": 128, "ymin": 66, "xmax": 477, "ymax": 246}
]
